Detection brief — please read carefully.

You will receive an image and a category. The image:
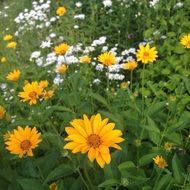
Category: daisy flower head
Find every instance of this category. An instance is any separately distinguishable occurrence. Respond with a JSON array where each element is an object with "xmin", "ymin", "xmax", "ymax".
[
  {"xmin": 153, "ymin": 155, "xmax": 168, "ymax": 169},
  {"xmin": 80, "ymin": 55, "xmax": 91, "ymax": 64},
  {"xmin": 3, "ymin": 34, "xmax": 13, "ymax": 41},
  {"xmin": 136, "ymin": 43, "xmax": 158, "ymax": 64},
  {"xmin": 122, "ymin": 60, "xmax": 138, "ymax": 71},
  {"xmin": 180, "ymin": 33, "xmax": 190, "ymax": 49},
  {"xmin": 5, "ymin": 126, "xmax": 41, "ymax": 157},
  {"xmin": 6, "ymin": 70, "xmax": 21, "ymax": 81},
  {"xmin": 98, "ymin": 52, "xmax": 117, "ymax": 66},
  {"xmin": 56, "ymin": 6, "xmax": 66, "ymax": 16},
  {"xmin": 7, "ymin": 41, "xmax": 17, "ymax": 49},
  {"xmin": 0, "ymin": 106, "xmax": 6, "ymax": 119},
  {"xmin": 18, "ymin": 81, "xmax": 43, "ymax": 105},
  {"xmin": 54, "ymin": 43, "xmax": 70, "ymax": 55},
  {"xmin": 64, "ymin": 113, "xmax": 124, "ymax": 168}
]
